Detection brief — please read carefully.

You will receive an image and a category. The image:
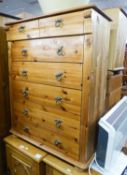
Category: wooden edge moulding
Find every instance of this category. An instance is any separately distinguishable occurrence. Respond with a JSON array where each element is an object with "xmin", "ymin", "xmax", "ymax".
[{"xmin": 6, "ymin": 5, "xmax": 111, "ymax": 169}]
